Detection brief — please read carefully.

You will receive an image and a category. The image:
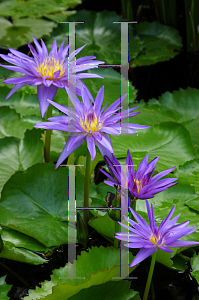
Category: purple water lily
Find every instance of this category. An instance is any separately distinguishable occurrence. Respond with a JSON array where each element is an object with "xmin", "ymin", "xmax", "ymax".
[
  {"xmin": 101, "ymin": 150, "xmax": 178, "ymax": 200},
  {"xmin": 115, "ymin": 199, "xmax": 199, "ymax": 267},
  {"xmin": 34, "ymin": 85, "xmax": 148, "ymax": 169},
  {"xmin": 0, "ymin": 36, "xmax": 104, "ymax": 118}
]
